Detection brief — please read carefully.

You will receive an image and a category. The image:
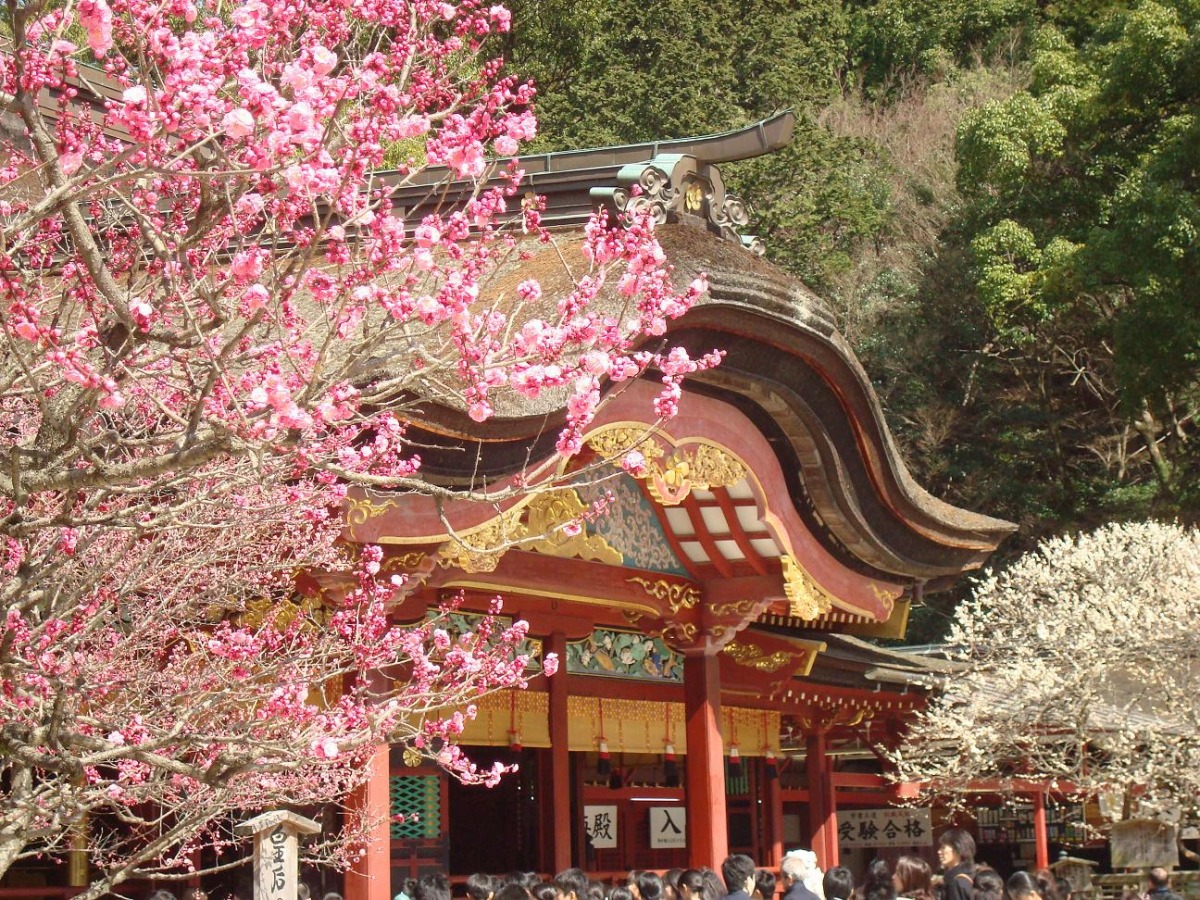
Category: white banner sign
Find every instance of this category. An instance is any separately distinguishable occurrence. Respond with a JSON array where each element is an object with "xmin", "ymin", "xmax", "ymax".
[
  {"xmin": 649, "ymin": 807, "xmax": 687, "ymax": 848},
  {"xmin": 836, "ymin": 808, "xmax": 932, "ymax": 848},
  {"xmin": 584, "ymin": 804, "xmax": 618, "ymax": 849}
]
